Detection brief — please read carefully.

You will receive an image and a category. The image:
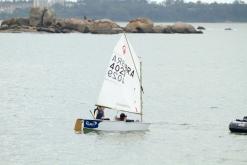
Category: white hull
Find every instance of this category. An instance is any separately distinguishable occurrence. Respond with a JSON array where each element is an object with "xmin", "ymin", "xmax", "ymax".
[{"xmin": 78, "ymin": 119, "xmax": 150, "ymax": 132}]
